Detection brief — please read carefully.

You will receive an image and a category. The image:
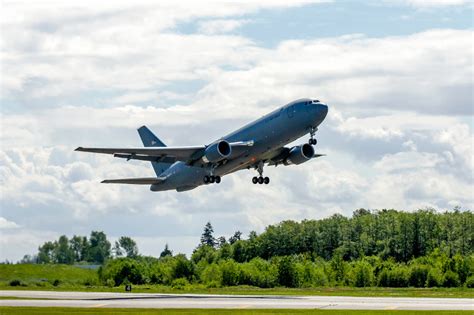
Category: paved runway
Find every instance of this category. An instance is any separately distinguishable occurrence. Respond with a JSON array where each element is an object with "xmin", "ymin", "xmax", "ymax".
[{"xmin": 1, "ymin": 290, "xmax": 473, "ymax": 310}]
